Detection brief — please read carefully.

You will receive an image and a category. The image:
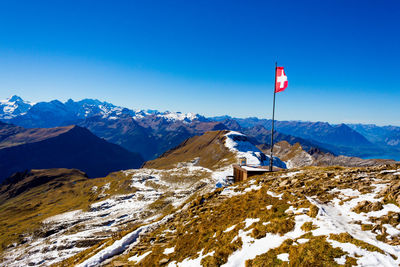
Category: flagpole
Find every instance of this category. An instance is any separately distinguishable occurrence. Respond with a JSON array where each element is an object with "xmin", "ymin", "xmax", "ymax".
[{"xmin": 269, "ymin": 62, "xmax": 277, "ymax": 172}]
